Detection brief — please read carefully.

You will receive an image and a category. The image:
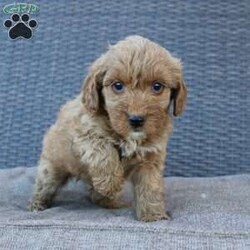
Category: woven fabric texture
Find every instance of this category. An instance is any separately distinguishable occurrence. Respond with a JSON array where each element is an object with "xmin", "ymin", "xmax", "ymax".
[
  {"xmin": 0, "ymin": 167, "xmax": 249, "ymax": 249},
  {"xmin": 0, "ymin": 0, "xmax": 249, "ymax": 176}
]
